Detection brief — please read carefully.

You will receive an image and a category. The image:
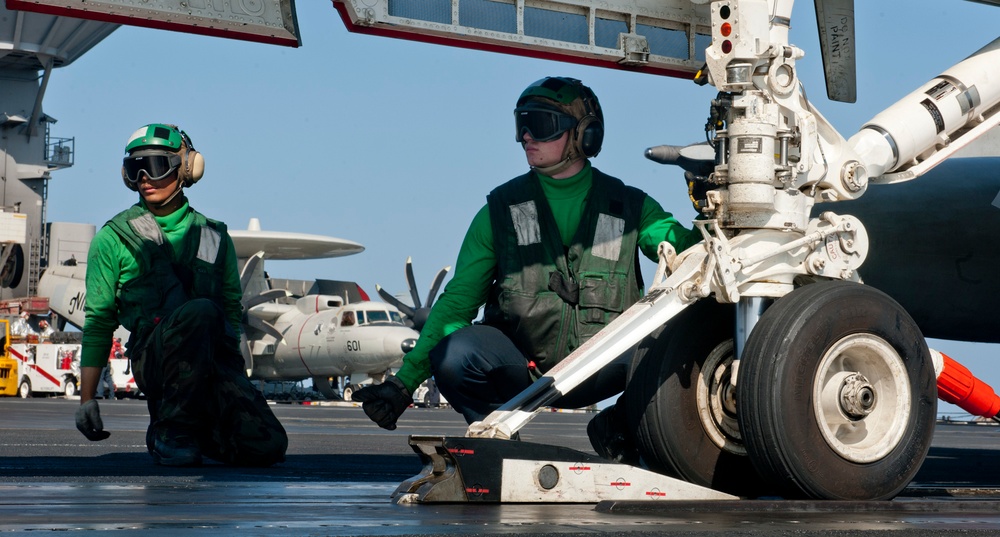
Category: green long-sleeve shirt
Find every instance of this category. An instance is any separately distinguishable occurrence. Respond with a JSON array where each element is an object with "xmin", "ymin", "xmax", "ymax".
[
  {"xmin": 393, "ymin": 164, "xmax": 700, "ymax": 393},
  {"xmin": 81, "ymin": 200, "xmax": 243, "ymax": 368}
]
